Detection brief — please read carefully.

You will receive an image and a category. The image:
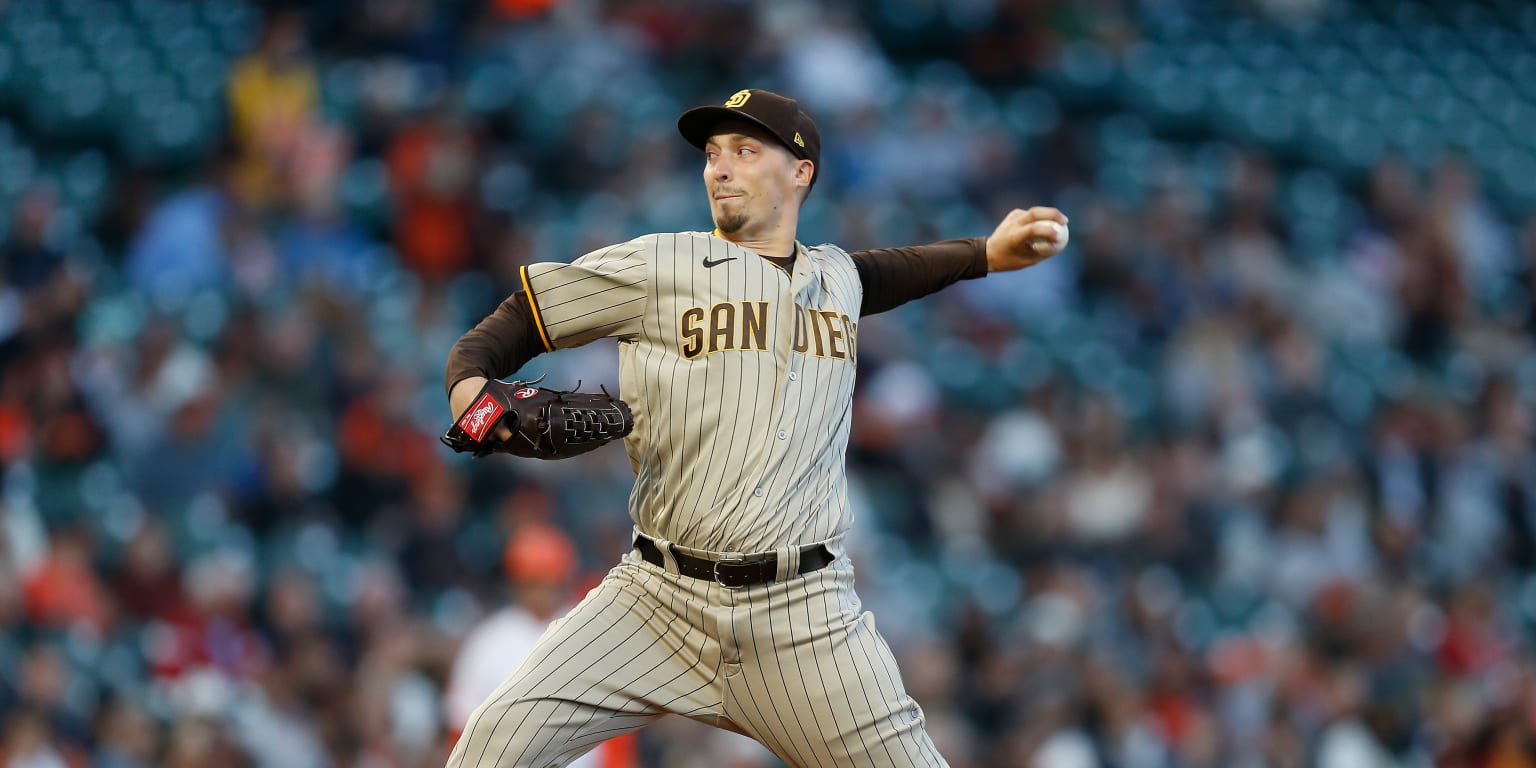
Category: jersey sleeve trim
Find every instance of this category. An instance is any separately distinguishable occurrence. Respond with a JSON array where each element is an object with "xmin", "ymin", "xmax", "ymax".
[{"xmin": 520, "ymin": 264, "xmax": 555, "ymax": 352}]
